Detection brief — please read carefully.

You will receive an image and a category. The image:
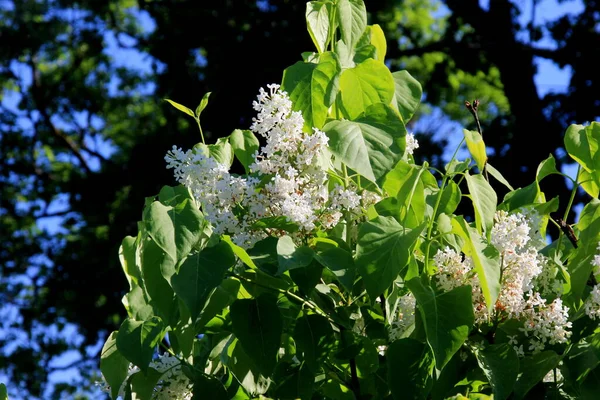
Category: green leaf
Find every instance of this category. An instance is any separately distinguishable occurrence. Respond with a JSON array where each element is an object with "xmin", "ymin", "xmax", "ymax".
[
  {"xmin": 391, "ymin": 70, "xmax": 422, "ymax": 123},
  {"xmin": 276, "ymin": 235, "xmax": 314, "ymax": 275},
  {"xmin": 289, "ymin": 260, "xmax": 323, "ymax": 295},
  {"xmin": 313, "ymin": 246, "xmax": 355, "ymax": 291},
  {"xmin": 406, "ymin": 278, "xmax": 474, "ymax": 369},
  {"xmin": 100, "ymin": 331, "xmax": 130, "ymax": 400},
  {"xmin": 432, "ymin": 180, "xmax": 462, "ymax": 218},
  {"xmin": 382, "ymin": 160, "xmax": 428, "ymax": 226},
  {"xmin": 195, "ymin": 91, "xmax": 211, "ymax": 117},
  {"xmin": 324, "ymin": 103, "xmax": 406, "ymax": 184},
  {"xmin": 337, "ymin": 58, "xmax": 395, "ymax": 120},
  {"xmin": 157, "ymin": 184, "xmax": 194, "ymax": 207},
  {"xmin": 116, "ymin": 317, "xmax": 166, "ymax": 372},
  {"xmin": 191, "ymin": 373, "xmax": 229, "ymax": 400},
  {"xmin": 229, "ymin": 129, "xmax": 259, "ymax": 174},
  {"xmin": 465, "ymin": 172, "xmax": 497, "ymax": 237},
  {"xmin": 230, "ymin": 294, "xmax": 283, "ymax": 375},
  {"xmin": 564, "ymin": 122, "xmax": 600, "ymax": 196},
  {"xmin": 513, "ymin": 351, "xmax": 560, "ymax": 399},
  {"xmin": 365, "ymin": 24, "xmax": 386, "ymax": 61},
  {"xmin": 463, "ymin": 129, "xmax": 487, "ymax": 172},
  {"xmin": 120, "ymin": 236, "xmax": 141, "ymax": 288},
  {"xmin": 451, "ymin": 216, "xmax": 501, "ymax": 310},
  {"xmin": 579, "ymin": 168, "xmax": 600, "ymax": 198},
  {"xmin": 356, "ymin": 216, "xmax": 426, "ymax": 299},
  {"xmin": 170, "ymin": 299, "xmax": 195, "ymax": 358},
  {"xmin": 224, "ymin": 338, "xmax": 272, "ymax": 395},
  {"xmin": 336, "ymin": 0, "xmax": 367, "ymax": 48},
  {"xmin": 387, "ymin": 338, "xmax": 434, "ymax": 400},
  {"xmin": 196, "ymin": 278, "xmax": 240, "ymax": 331},
  {"xmin": 281, "ymin": 52, "xmax": 341, "ymax": 130},
  {"xmin": 294, "ymin": 313, "xmax": 335, "ymax": 371},
  {"xmin": 306, "ymin": 1, "xmax": 332, "ymax": 54},
  {"xmin": 274, "ymin": 363, "xmax": 314, "ymax": 400},
  {"xmin": 171, "ymin": 241, "xmax": 236, "ymax": 321},
  {"xmin": 164, "ymin": 98, "xmax": 194, "ymax": 117},
  {"xmin": 251, "ymin": 216, "xmax": 300, "ymax": 233},
  {"xmin": 222, "ymin": 235, "xmax": 258, "ymax": 269},
  {"xmin": 139, "ymin": 238, "xmax": 178, "ymax": 323},
  {"xmin": 125, "ymin": 368, "xmax": 163, "ymax": 400},
  {"xmin": 195, "ymin": 137, "xmax": 234, "ymax": 167},
  {"xmin": 143, "ymin": 200, "xmax": 207, "ymax": 282},
  {"xmin": 474, "ymin": 344, "xmax": 519, "ymax": 400},
  {"xmin": 0, "ymin": 384, "xmax": 7, "ymax": 400},
  {"xmin": 486, "ymin": 163, "xmax": 514, "ymax": 191},
  {"xmin": 569, "ymin": 199, "xmax": 600, "ymax": 301}
]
